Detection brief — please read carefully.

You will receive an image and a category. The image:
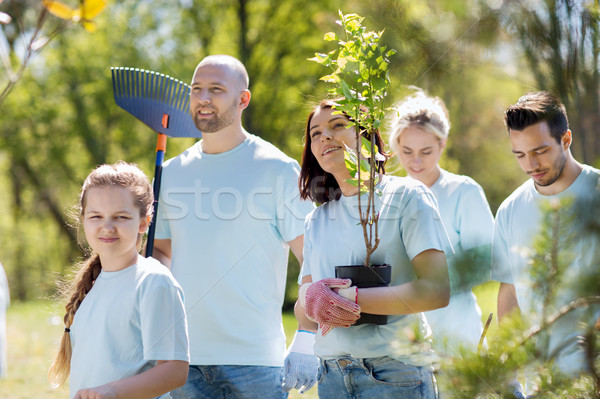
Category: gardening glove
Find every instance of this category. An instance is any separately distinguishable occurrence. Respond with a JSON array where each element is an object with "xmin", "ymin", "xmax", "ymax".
[
  {"xmin": 299, "ymin": 278, "xmax": 361, "ymax": 336},
  {"xmin": 282, "ymin": 330, "xmax": 318, "ymax": 394}
]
